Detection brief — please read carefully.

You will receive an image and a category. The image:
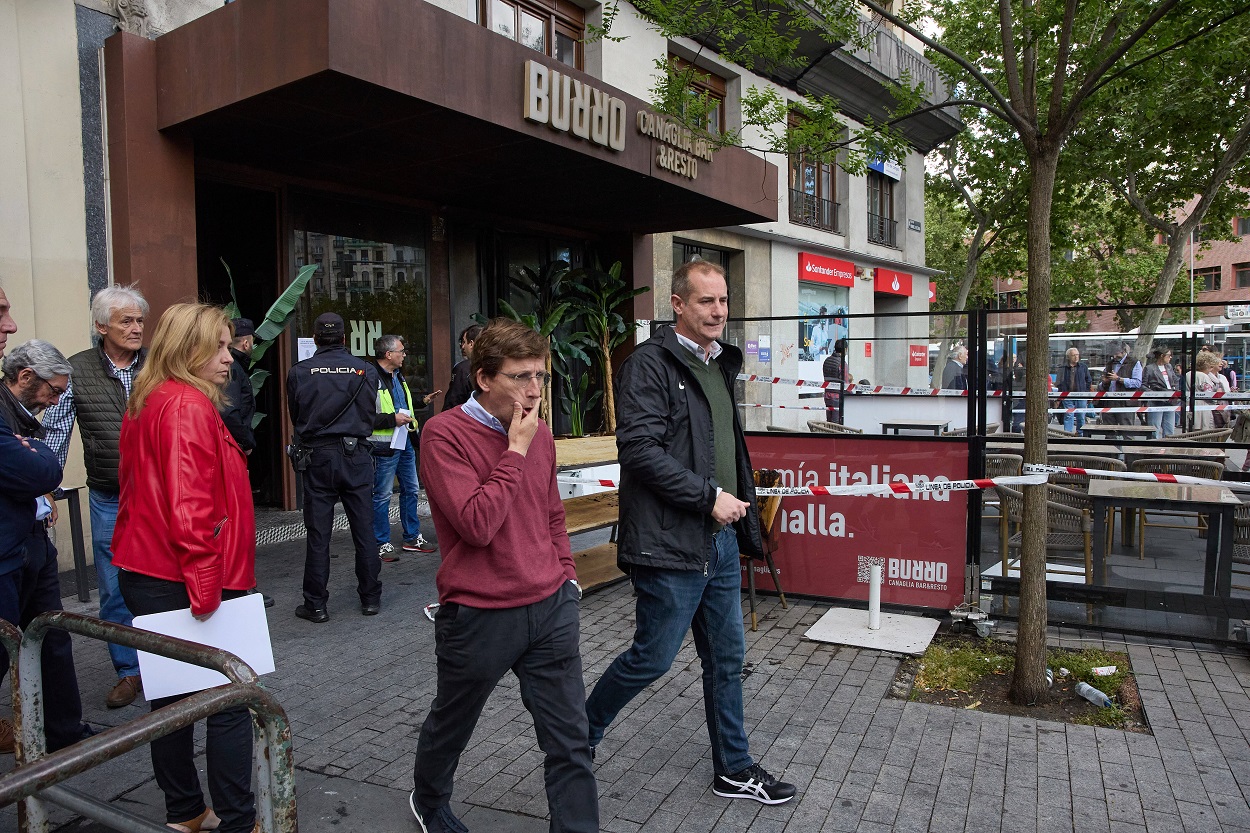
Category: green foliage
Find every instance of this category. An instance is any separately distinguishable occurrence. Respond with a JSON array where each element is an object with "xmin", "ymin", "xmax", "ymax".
[
  {"xmin": 558, "ymin": 367, "xmax": 603, "ymax": 438},
  {"xmin": 912, "ymin": 639, "xmax": 1014, "ymax": 694}
]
